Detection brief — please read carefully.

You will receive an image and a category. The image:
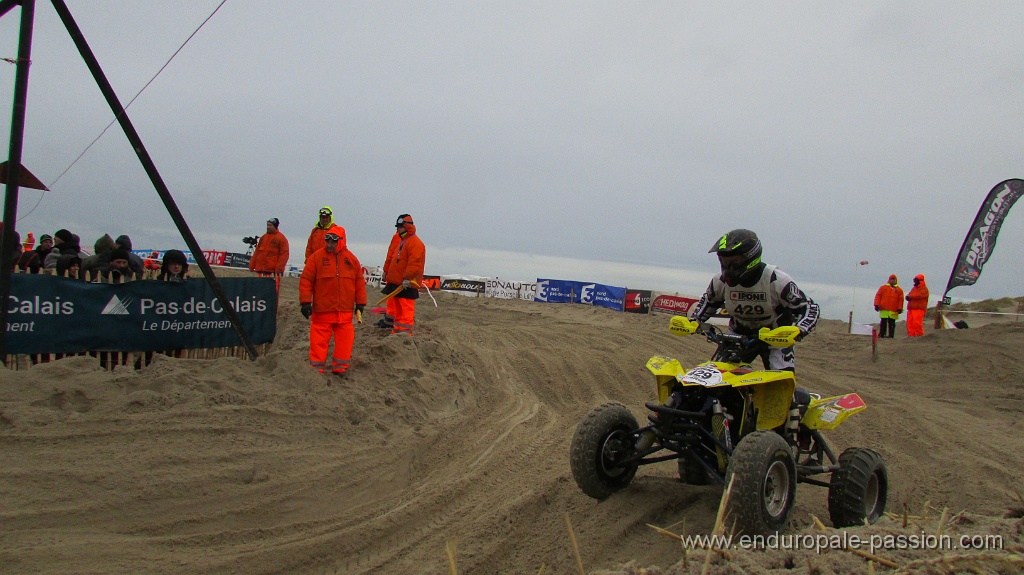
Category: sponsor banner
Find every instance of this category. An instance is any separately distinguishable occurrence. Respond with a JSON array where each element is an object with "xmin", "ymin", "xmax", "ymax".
[
  {"xmin": 420, "ymin": 275, "xmax": 441, "ymax": 292},
  {"xmin": 624, "ymin": 289, "xmax": 652, "ymax": 314},
  {"xmin": 362, "ymin": 265, "xmax": 384, "ymax": 288},
  {"xmin": 650, "ymin": 292, "xmax": 700, "ymax": 315},
  {"xmin": 440, "ymin": 275, "xmax": 487, "ymax": 297},
  {"xmin": 485, "ymin": 279, "xmax": 538, "ymax": 300},
  {"xmin": 534, "ymin": 279, "xmax": 583, "ymax": 303},
  {"xmin": 202, "ymin": 250, "xmax": 226, "ymax": 266},
  {"xmin": 944, "ymin": 179, "xmax": 1024, "ymax": 296},
  {"xmin": 224, "ymin": 252, "xmax": 251, "ymax": 269},
  {"xmin": 580, "ymin": 283, "xmax": 625, "ymax": 312},
  {"xmin": 6, "ymin": 274, "xmax": 277, "ymax": 354}
]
